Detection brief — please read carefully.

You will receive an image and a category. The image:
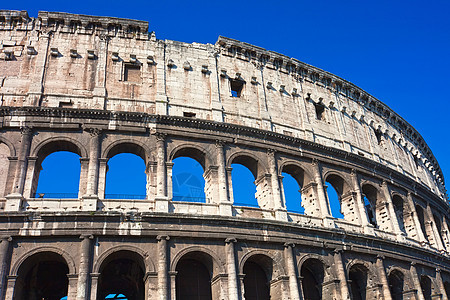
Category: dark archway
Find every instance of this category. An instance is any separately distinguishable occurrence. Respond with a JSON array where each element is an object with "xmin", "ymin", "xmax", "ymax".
[
  {"xmin": 97, "ymin": 251, "xmax": 145, "ymax": 300},
  {"xmin": 415, "ymin": 205, "xmax": 428, "ymax": 242},
  {"xmin": 349, "ymin": 264, "xmax": 368, "ymax": 300},
  {"xmin": 388, "ymin": 269, "xmax": 404, "ymax": 300},
  {"xmin": 243, "ymin": 255, "xmax": 272, "ymax": 300},
  {"xmin": 361, "ymin": 184, "xmax": 379, "ymax": 228},
  {"xmin": 14, "ymin": 251, "xmax": 69, "ymax": 300},
  {"xmin": 444, "ymin": 281, "xmax": 450, "ymax": 300},
  {"xmin": 392, "ymin": 195, "xmax": 406, "ymax": 234},
  {"xmin": 420, "ymin": 275, "xmax": 432, "ymax": 300},
  {"xmin": 176, "ymin": 258, "xmax": 212, "ymax": 300},
  {"xmin": 301, "ymin": 258, "xmax": 324, "ymax": 300}
]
